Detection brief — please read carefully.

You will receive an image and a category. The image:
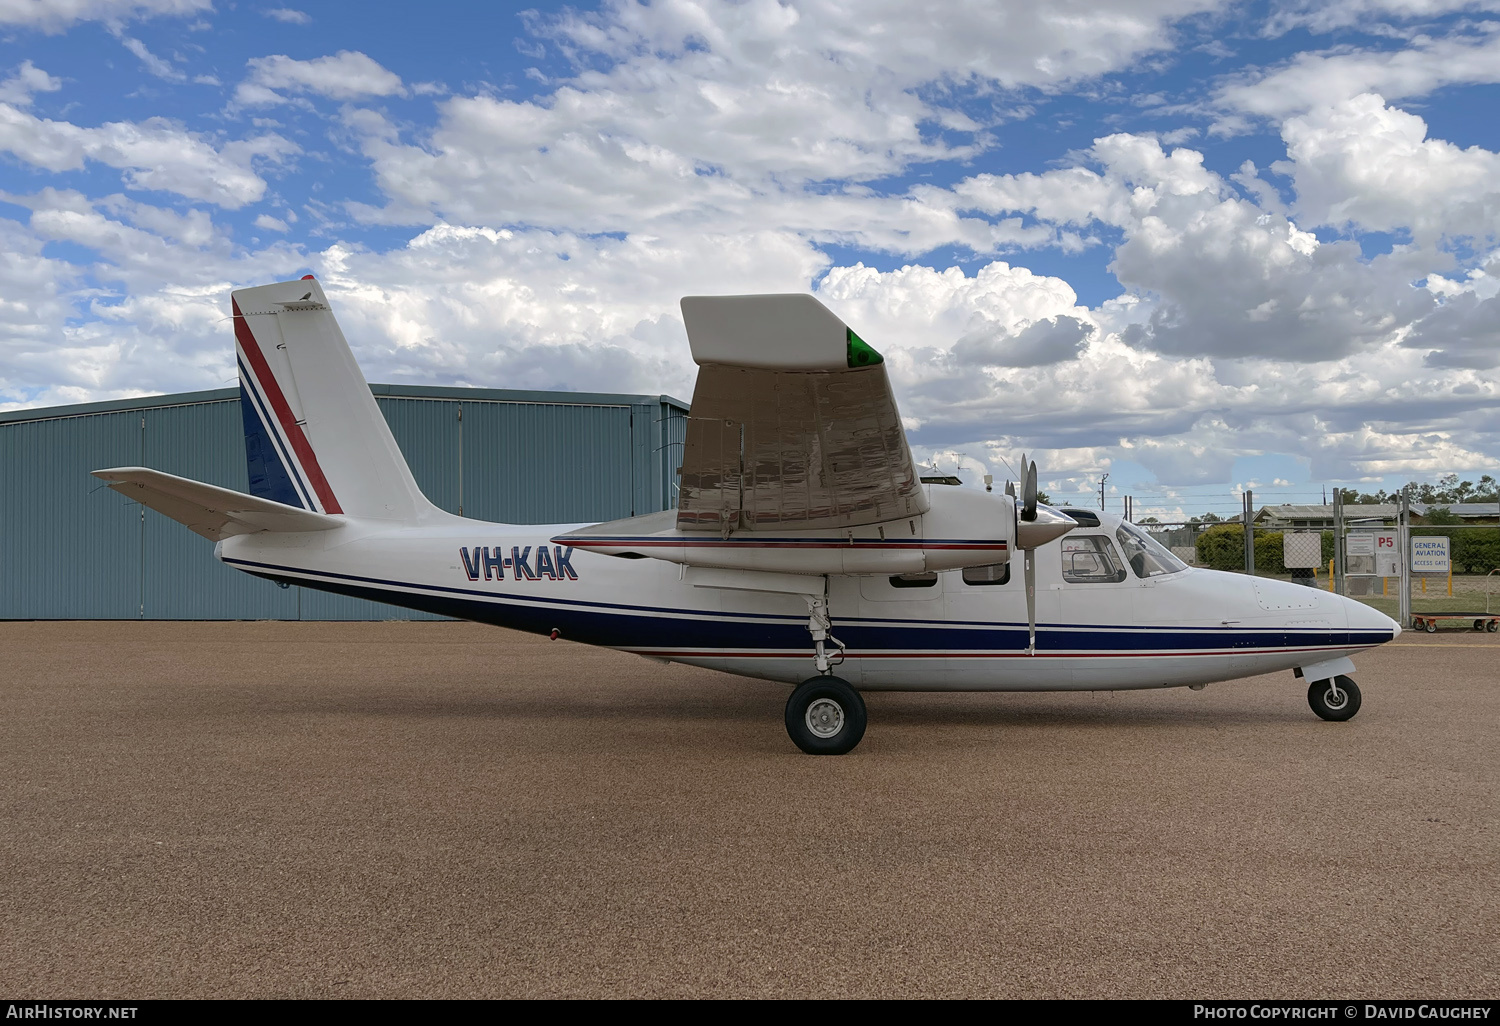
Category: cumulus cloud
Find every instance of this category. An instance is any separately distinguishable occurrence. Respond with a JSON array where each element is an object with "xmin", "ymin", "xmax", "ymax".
[
  {"xmin": 952, "ymin": 315, "xmax": 1094, "ymax": 368},
  {"xmin": 0, "ymin": 61, "xmax": 62, "ymax": 106},
  {"xmin": 0, "ymin": 0, "xmax": 210, "ymax": 33},
  {"xmin": 1403, "ymin": 292, "xmax": 1500, "ymax": 368},
  {"xmin": 921, "ymin": 132, "xmax": 1437, "ymax": 363},
  {"xmin": 346, "ymin": 0, "xmax": 1218, "ymax": 232},
  {"xmin": 1263, "ymin": 0, "xmax": 1500, "ymax": 35},
  {"xmin": 1217, "ymin": 24, "xmax": 1500, "ymax": 119},
  {"xmin": 1281, "ymin": 93, "xmax": 1500, "ymax": 244},
  {"xmin": 262, "ymin": 7, "xmax": 310, "ymax": 24},
  {"xmin": 10, "ymin": 0, "xmax": 1500, "ymax": 497},
  {"xmin": 0, "ymin": 104, "xmax": 296, "ymax": 207},
  {"xmin": 234, "ymin": 51, "xmax": 405, "ymax": 107}
]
